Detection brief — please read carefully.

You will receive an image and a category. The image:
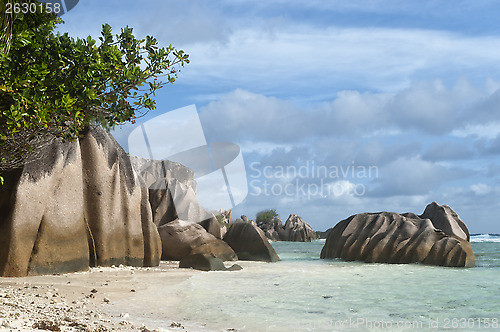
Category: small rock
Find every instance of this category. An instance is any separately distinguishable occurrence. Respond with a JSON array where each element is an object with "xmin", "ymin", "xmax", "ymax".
[
  {"xmin": 170, "ymin": 322, "xmax": 184, "ymax": 328},
  {"xmin": 103, "ymin": 297, "xmax": 110, "ymax": 303},
  {"xmin": 227, "ymin": 264, "xmax": 243, "ymax": 271}
]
